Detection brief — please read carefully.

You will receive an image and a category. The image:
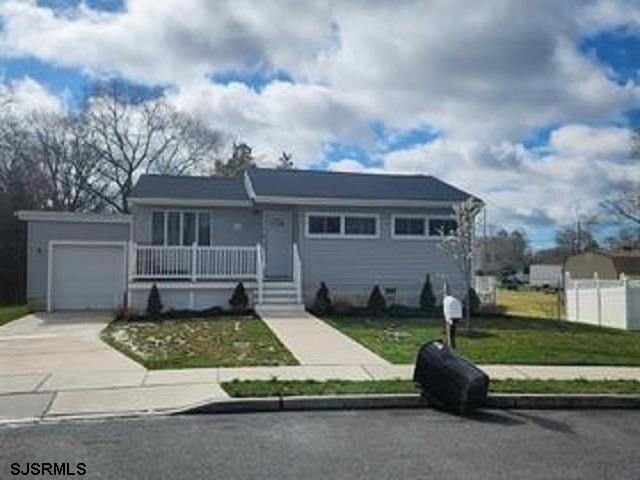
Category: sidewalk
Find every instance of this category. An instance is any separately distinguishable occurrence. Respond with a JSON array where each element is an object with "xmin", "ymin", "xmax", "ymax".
[{"xmin": 3, "ymin": 363, "xmax": 640, "ymax": 423}]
